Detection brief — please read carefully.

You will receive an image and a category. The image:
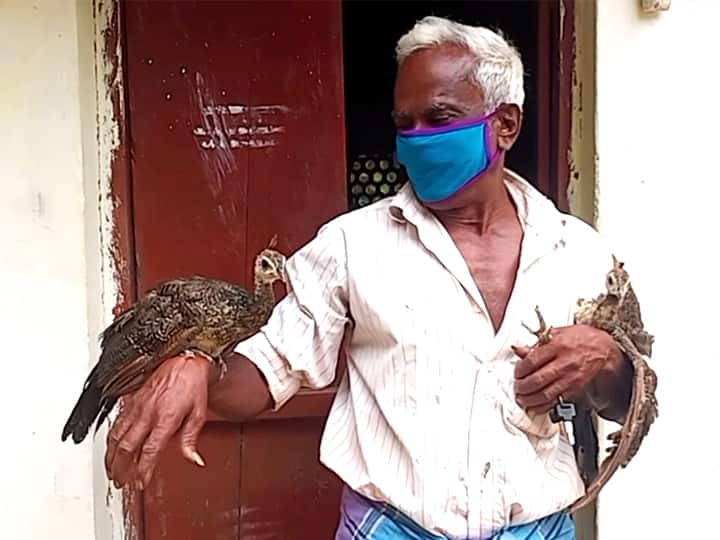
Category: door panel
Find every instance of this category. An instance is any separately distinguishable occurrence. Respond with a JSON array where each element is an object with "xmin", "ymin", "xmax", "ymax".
[
  {"xmin": 123, "ymin": 1, "xmax": 346, "ymax": 538},
  {"xmin": 239, "ymin": 418, "xmax": 343, "ymax": 538},
  {"xmin": 144, "ymin": 425, "xmax": 242, "ymax": 539}
]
